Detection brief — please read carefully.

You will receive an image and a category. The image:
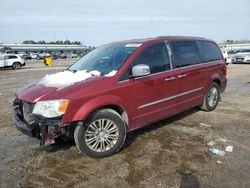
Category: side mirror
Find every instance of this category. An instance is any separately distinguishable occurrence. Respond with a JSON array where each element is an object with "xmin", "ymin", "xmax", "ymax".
[{"xmin": 132, "ymin": 64, "xmax": 150, "ymax": 78}]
